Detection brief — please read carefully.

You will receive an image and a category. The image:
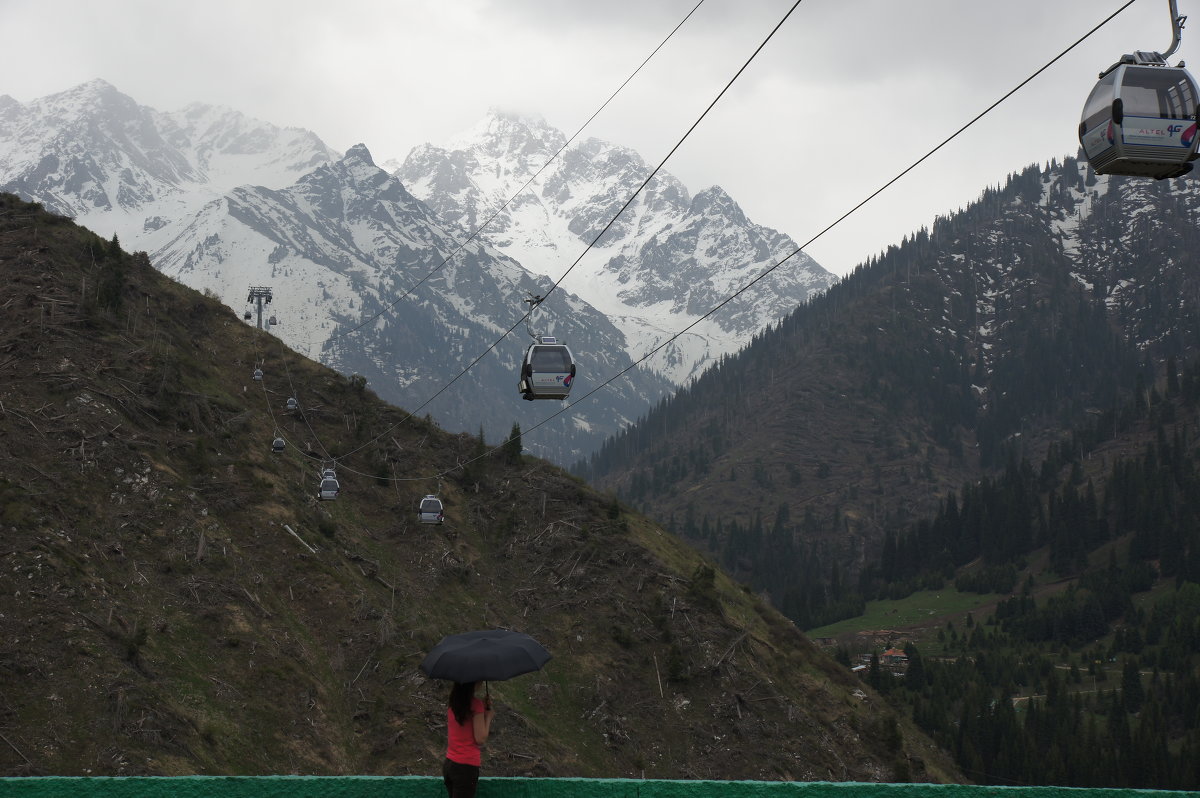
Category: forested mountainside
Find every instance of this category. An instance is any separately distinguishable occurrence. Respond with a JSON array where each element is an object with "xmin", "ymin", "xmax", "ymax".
[
  {"xmin": 574, "ymin": 159, "xmax": 1200, "ymax": 789},
  {"xmin": 576, "ymin": 158, "xmax": 1200, "ymax": 626},
  {"xmin": 0, "ymin": 194, "xmax": 959, "ymax": 782},
  {"xmin": 851, "ymin": 363, "xmax": 1200, "ymax": 789}
]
